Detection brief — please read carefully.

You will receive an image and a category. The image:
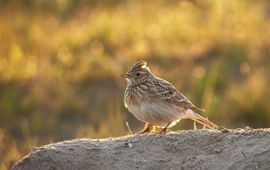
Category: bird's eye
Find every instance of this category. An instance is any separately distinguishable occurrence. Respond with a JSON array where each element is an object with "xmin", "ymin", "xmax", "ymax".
[{"xmin": 136, "ymin": 73, "xmax": 141, "ymax": 77}]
